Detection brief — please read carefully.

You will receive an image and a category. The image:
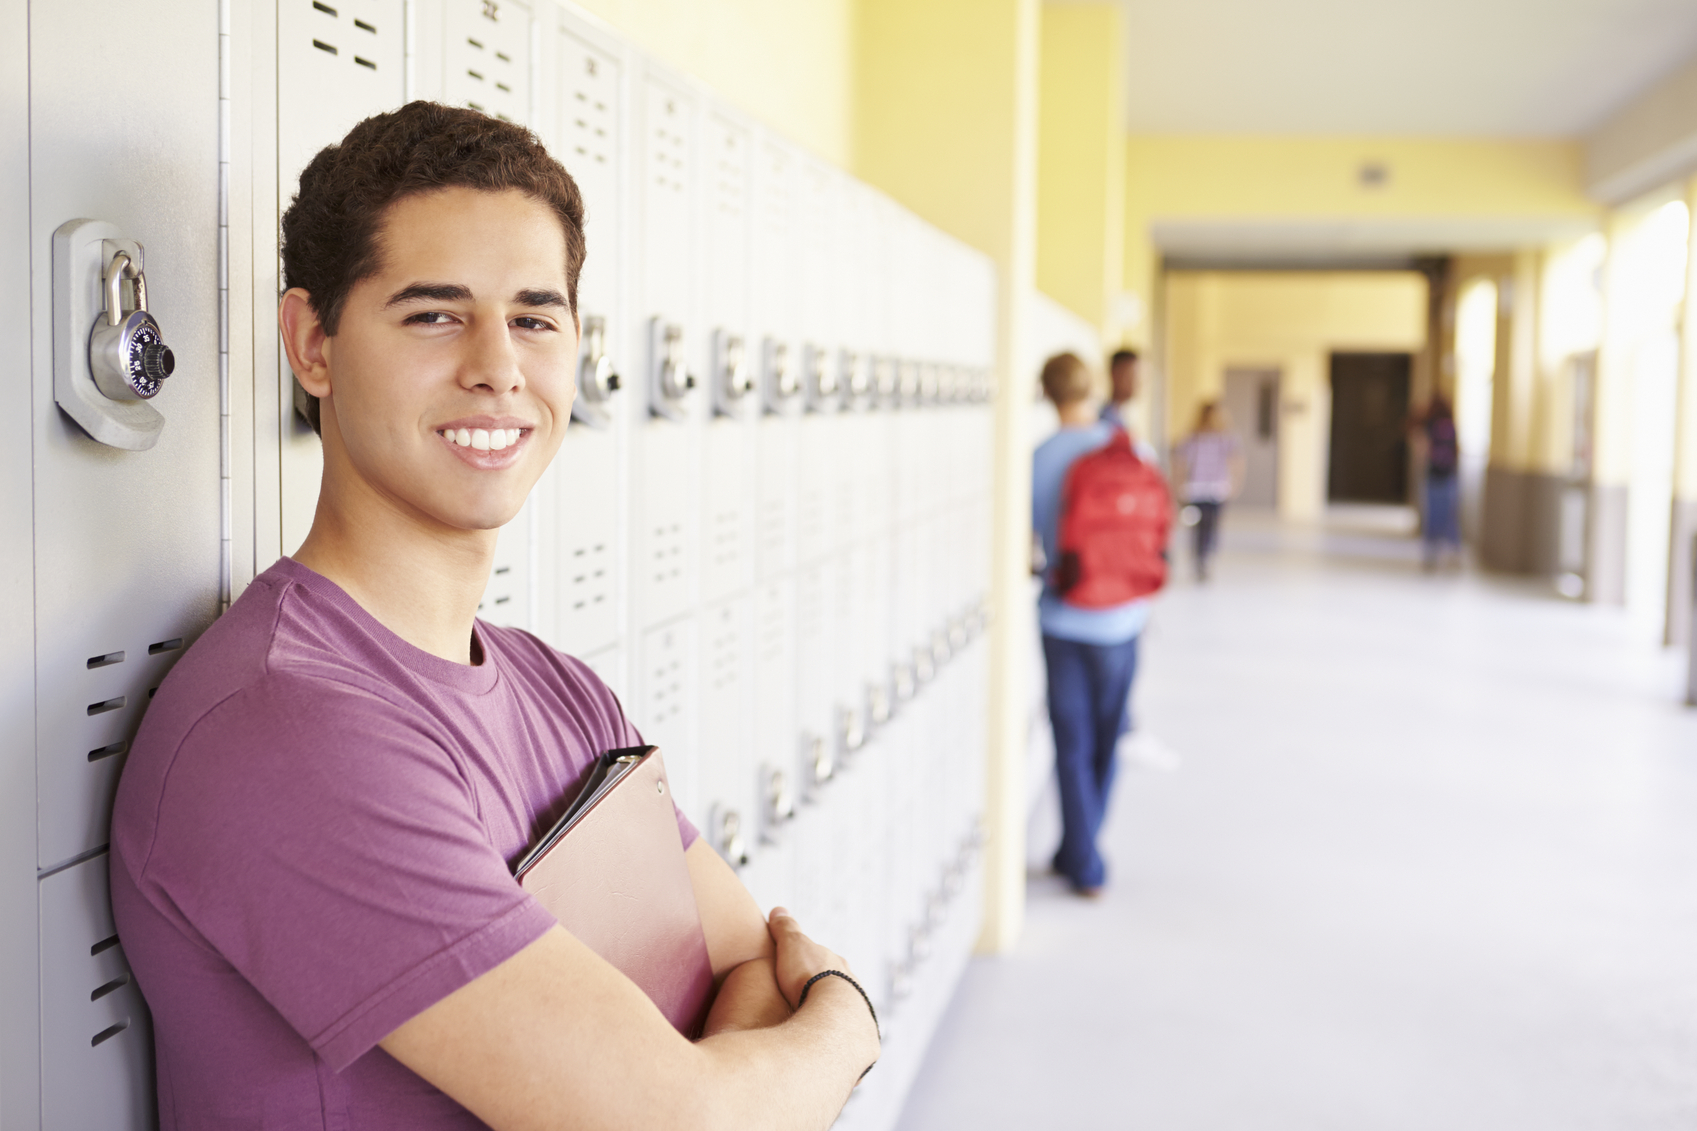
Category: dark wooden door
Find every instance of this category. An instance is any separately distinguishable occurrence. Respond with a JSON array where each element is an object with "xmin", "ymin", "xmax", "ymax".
[{"xmin": 1327, "ymin": 352, "xmax": 1411, "ymax": 503}]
